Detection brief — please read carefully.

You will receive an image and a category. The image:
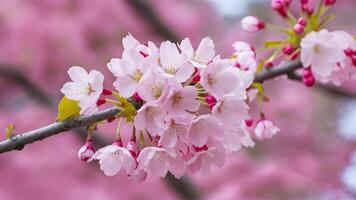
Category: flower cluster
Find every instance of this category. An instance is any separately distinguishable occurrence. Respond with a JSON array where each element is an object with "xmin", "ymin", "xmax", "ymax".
[
  {"xmin": 241, "ymin": 0, "xmax": 356, "ymax": 86},
  {"xmin": 60, "ymin": 34, "xmax": 280, "ymax": 181}
]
